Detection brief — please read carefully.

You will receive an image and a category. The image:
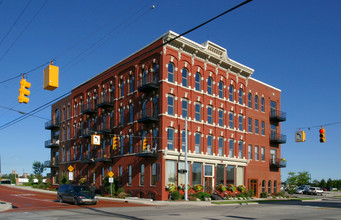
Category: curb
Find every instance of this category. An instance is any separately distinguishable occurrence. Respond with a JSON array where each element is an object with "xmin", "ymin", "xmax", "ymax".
[{"xmin": 0, "ymin": 201, "xmax": 12, "ymax": 212}]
